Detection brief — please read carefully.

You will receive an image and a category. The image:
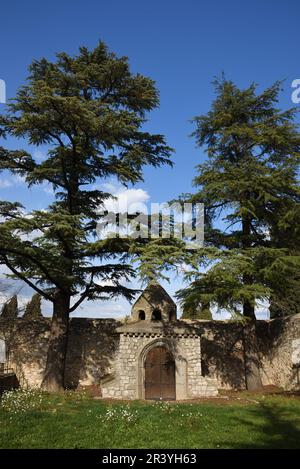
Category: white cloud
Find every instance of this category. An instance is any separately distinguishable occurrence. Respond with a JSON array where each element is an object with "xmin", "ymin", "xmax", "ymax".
[
  {"xmin": 95, "ymin": 182, "xmax": 150, "ymax": 239},
  {"xmin": 100, "ymin": 184, "xmax": 150, "ymax": 214},
  {"xmin": 14, "ymin": 174, "xmax": 26, "ymax": 185},
  {"xmin": 255, "ymin": 300, "xmax": 270, "ymax": 320},
  {"xmin": 0, "ymin": 178, "xmax": 13, "ymax": 189},
  {"xmin": 42, "ymin": 184, "xmax": 54, "ymax": 195},
  {"xmin": 71, "ymin": 299, "xmax": 128, "ymax": 318},
  {"xmin": 211, "ymin": 301, "xmax": 270, "ymax": 320},
  {"xmin": 33, "ymin": 150, "xmax": 47, "ymax": 161},
  {"xmin": 0, "ymin": 174, "xmax": 28, "ymax": 188},
  {"xmin": 101, "ymin": 182, "xmax": 119, "ymax": 193},
  {"xmin": 178, "ymin": 263, "xmax": 192, "ymax": 274},
  {"xmin": 212, "ymin": 306, "xmax": 233, "ymax": 320},
  {"xmin": 40, "ymin": 295, "xmax": 132, "ymax": 319},
  {"xmin": 0, "ymin": 264, "xmax": 12, "ymax": 277},
  {"xmin": 0, "ymin": 265, "xmax": 30, "ymax": 311}
]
